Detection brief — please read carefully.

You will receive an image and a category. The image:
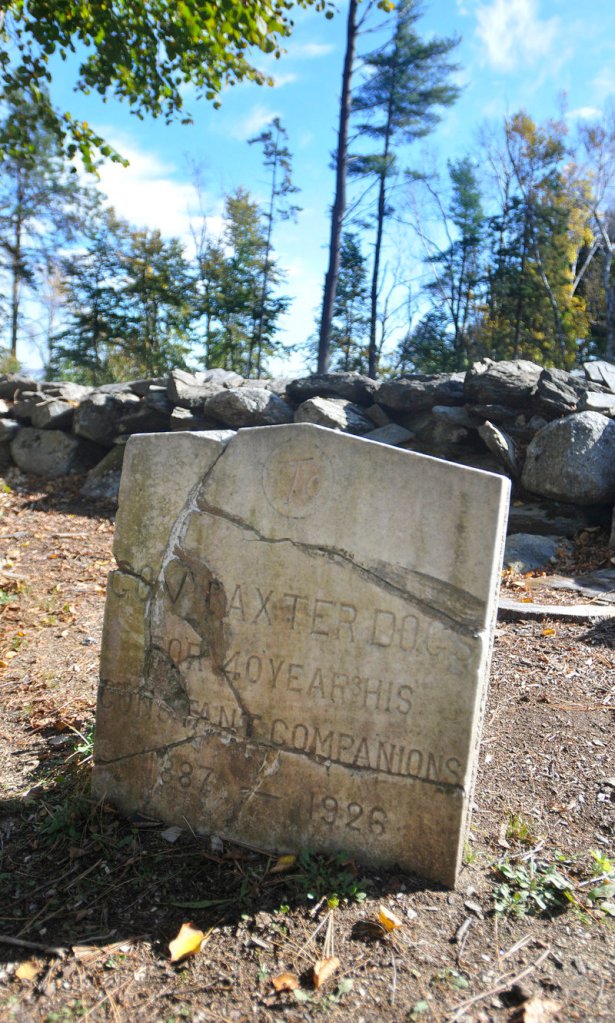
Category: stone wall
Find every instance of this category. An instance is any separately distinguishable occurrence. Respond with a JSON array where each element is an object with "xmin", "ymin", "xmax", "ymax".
[{"xmin": 2, "ymin": 359, "xmax": 615, "ymax": 547}]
